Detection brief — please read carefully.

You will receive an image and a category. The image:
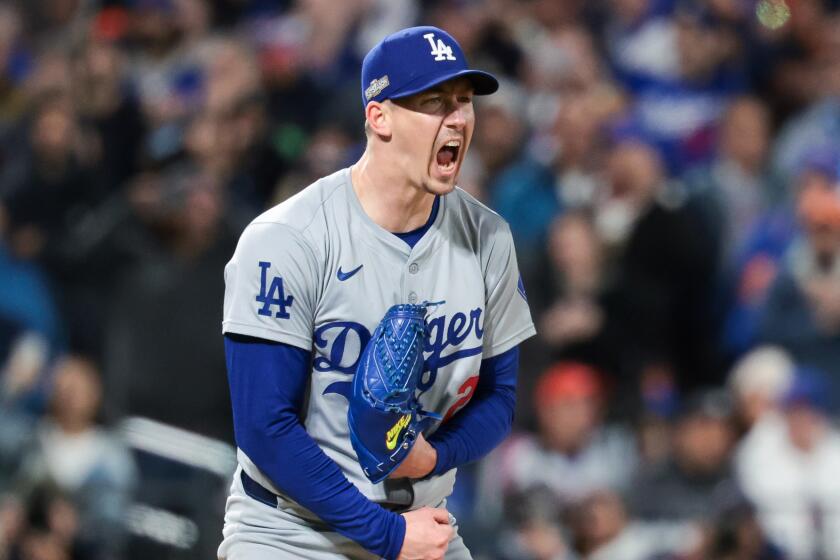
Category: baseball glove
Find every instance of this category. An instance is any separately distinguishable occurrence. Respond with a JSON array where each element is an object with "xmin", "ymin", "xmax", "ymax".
[{"xmin": 348, "ymin": 302, "xmax": 442, "ymax": 483}]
